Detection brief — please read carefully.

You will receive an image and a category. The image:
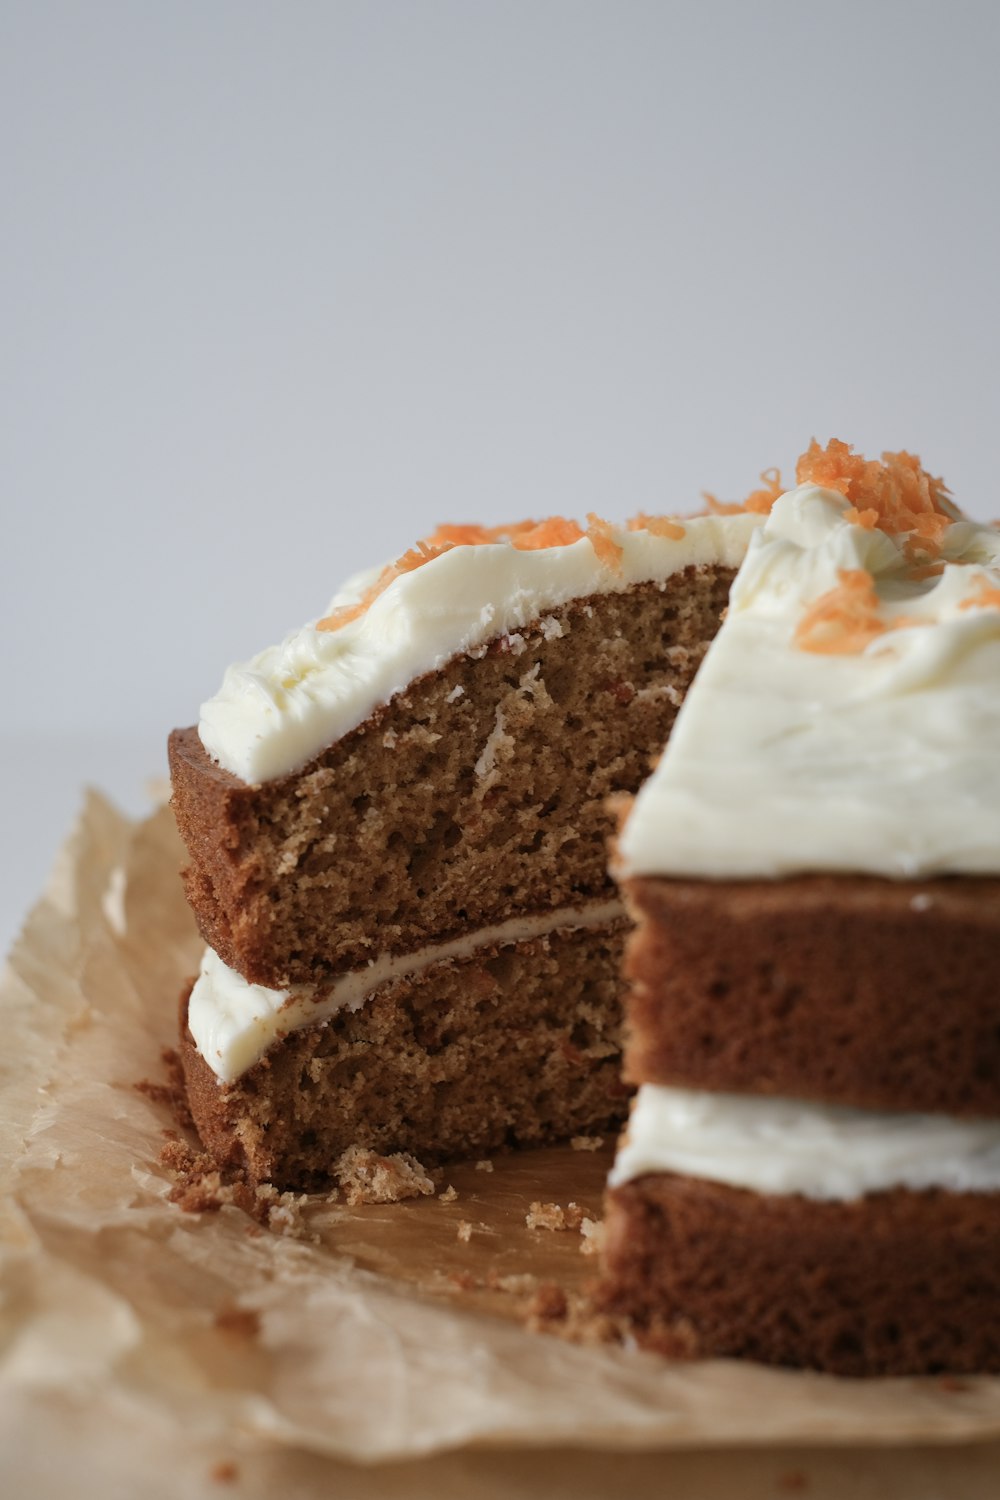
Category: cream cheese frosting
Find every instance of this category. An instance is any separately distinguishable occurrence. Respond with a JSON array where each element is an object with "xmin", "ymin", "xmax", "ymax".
[
  {"xmin": 198, "ymin": 515, "xmax": 759, "ymax": 784},
  {"xmin": 619, "ymin": 484, "xmax": 1000, "ymax": 879},
  {"xmin": 609, "ymin": 1084, "xmax": 1000, "ymax": 1200},
  {"xmin": 189, "ymin": 898, "xmax": 626, "ymax": 1083}
]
